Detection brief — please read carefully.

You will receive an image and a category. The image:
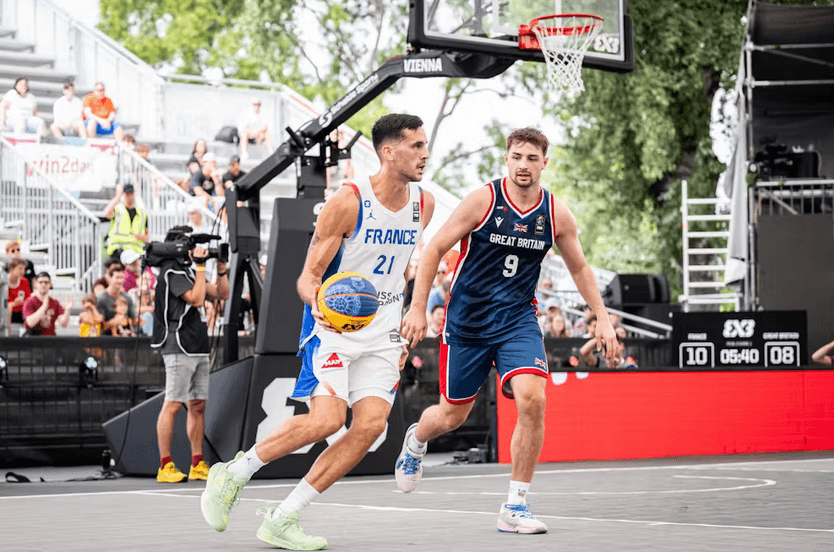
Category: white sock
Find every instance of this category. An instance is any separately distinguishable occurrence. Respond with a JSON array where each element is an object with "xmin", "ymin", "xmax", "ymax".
[
  {"xmin": 227, "ymin": 445, "xmax": 266, "ymax": 480},
  {"xmin": 507, "ymin": 480, "xmax": 530, "ymax": 505},
  {"xmin": 407, "ymin": 432, "xmax": 427, "ymax": 457},
  {"xmin": 277, "ymin": 478, "xmax": 320, "ymax": 516}
]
